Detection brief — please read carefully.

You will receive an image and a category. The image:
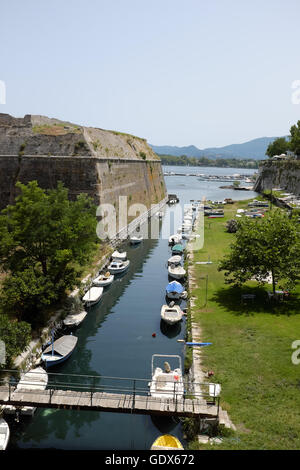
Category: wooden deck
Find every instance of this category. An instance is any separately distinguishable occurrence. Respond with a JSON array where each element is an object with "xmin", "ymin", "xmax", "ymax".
[{"xmin": 0, "ymin": 386, "xmax": 218, "ymax": 418}]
